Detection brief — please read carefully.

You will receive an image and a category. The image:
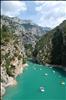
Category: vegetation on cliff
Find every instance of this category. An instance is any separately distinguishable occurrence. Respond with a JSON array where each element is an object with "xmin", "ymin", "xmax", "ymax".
[
  {"xmin": 33, "ymin": 20, "xmax": 66, "ymax": 67},
  {"xmin": 1, "ymin": 23, "xmax": 27, "ymax": 97},
  {"xmin": 1, "ymin": 15, "xmax": 50, "ymax": 58}
]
